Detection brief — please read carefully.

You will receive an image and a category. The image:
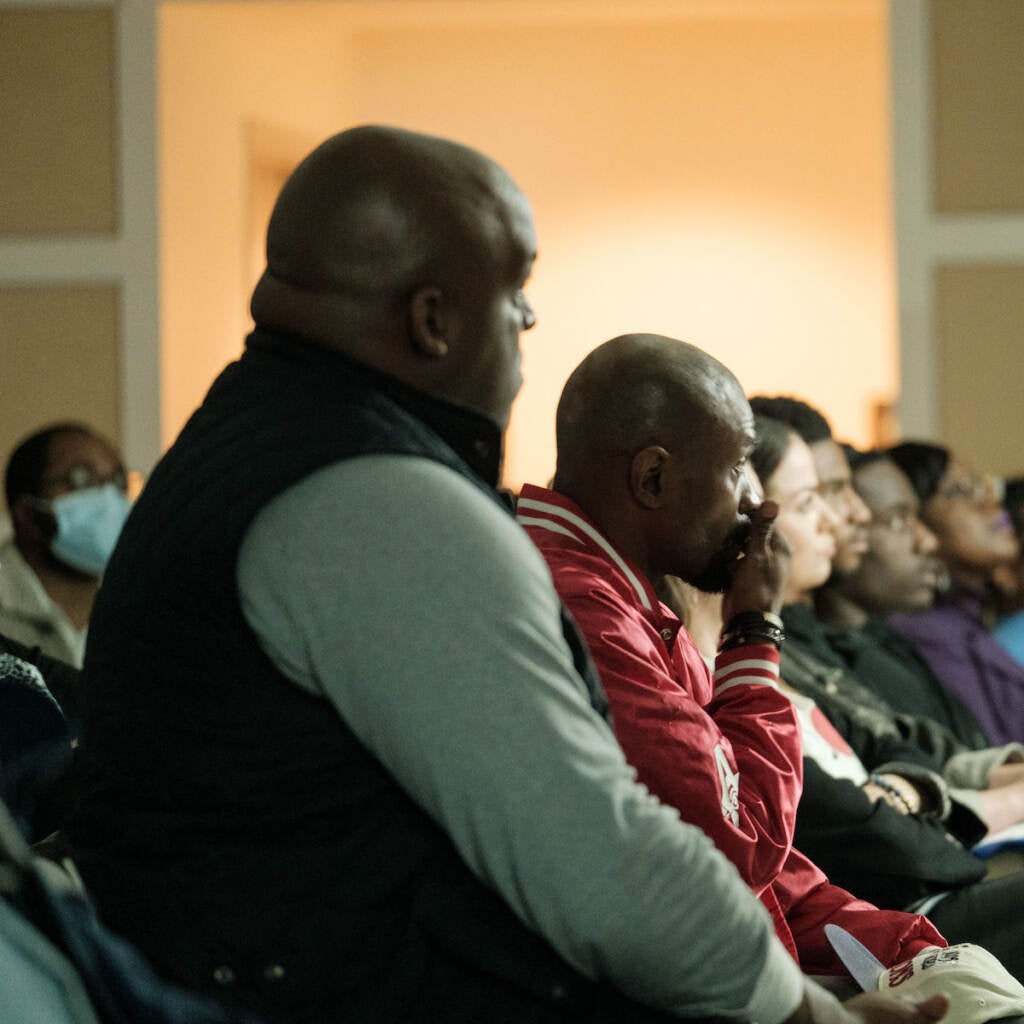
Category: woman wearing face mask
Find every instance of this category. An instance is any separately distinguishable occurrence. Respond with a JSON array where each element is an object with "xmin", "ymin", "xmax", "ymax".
[
  {"xmin": 886, "ymin": 443, "xmax": 1024, "ymax": 748},
  {"xmin": 743, "ymin": 417, "xmax": 1024, "ymax": 979},
  {"xmin": 1, "ymin": 423, "xmax": 132, "ymax": 674}
]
